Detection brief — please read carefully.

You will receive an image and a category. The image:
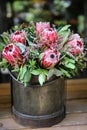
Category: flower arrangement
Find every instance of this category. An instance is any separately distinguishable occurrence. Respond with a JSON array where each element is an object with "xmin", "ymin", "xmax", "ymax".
[{"xmin": 0, "ymin": 22, "xmax": 85, "ymax": 86}]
